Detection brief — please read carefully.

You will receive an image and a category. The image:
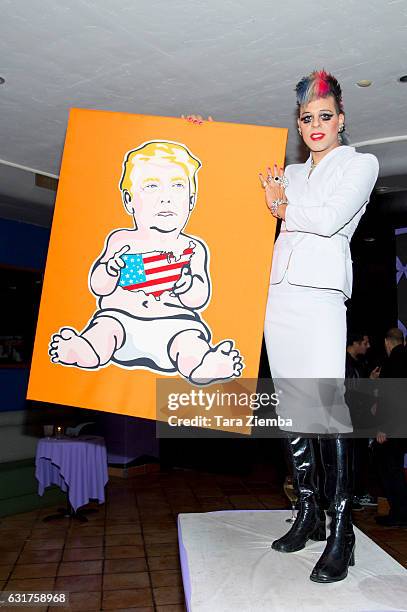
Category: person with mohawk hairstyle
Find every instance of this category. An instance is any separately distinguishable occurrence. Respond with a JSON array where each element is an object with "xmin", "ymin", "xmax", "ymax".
[{"xmin": 259, "ymin": 70, "xmax": 379, "ymax": 582}]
